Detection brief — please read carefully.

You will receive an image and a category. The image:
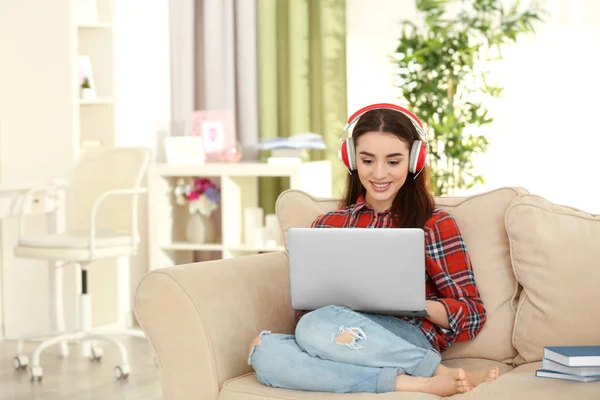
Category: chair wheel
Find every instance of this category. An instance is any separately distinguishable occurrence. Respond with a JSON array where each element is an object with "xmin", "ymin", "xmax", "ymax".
[
  {"xmin": 30, "ymin": 366, "xmax": 43, "ymax": 382},
  {"xmin": 90, "ymin": 347, "xmax": 103, "ymax": 361},
  {"xmin": 13, "ymin": 355, "xmax": 29, "ymax": 370},
  {"xmin": 114, "ymin": 364, "xmax": 130, "ymax": 380}
]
